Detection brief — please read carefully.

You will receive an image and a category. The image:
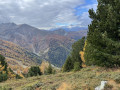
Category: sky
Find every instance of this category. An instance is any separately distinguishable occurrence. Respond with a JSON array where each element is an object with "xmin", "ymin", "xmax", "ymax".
[{"xmin": 0, "ymin": 0, "xmax": 98, "ymax": 29}]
